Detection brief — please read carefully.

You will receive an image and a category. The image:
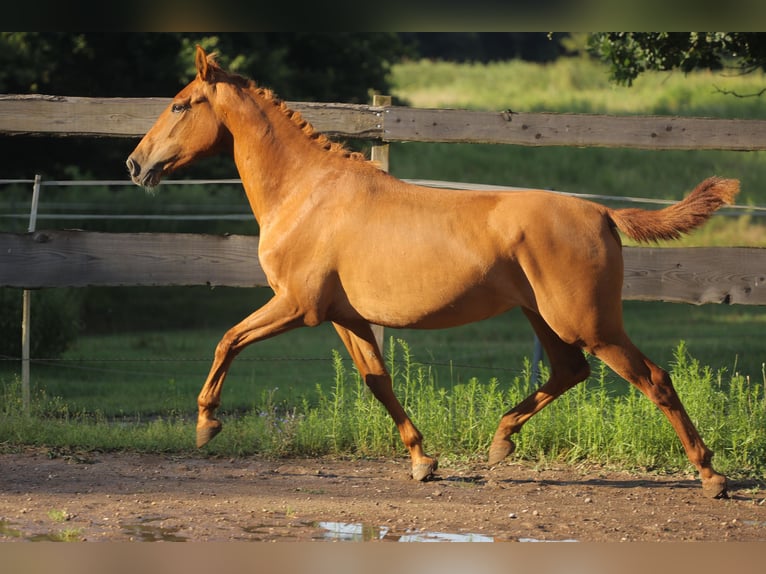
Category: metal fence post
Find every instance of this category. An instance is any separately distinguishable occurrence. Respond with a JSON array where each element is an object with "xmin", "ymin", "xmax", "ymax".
[
  {"xmin": 21, "ymin": 174, "xmax": 41, "ymax": 414},
  {"xmin": 530, "ymin": 335, "xmax": 543, "ymax": 385}
]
